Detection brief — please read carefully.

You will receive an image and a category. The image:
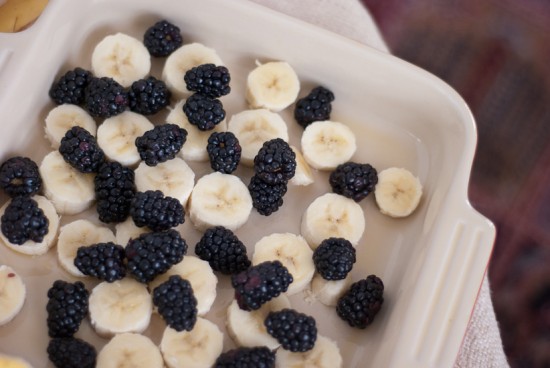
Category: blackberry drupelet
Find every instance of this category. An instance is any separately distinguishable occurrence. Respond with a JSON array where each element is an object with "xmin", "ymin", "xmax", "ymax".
[
  {"xmin": 0, "ymin": 156, "xmax": 42, "ymax": 197},
  {"xmin": 135, "ymin": 124, "xmax": 187, "ymax": 166},
  {"xmin": 253, "ymin": 138, "xmax": 296, "ymax": 185},
  {"xmin": 84, "ymin": 77, "xmax": 128, "ymax": 118},
  {"xmin": 312, "ymin": 237, "xmax": 356, "ymax": 280},
  {"xmin": 49, "ymin": 67, "xmax": 93, "ymax": 105},
  {"xmin": 46, "ymin": 280, "xmax": 89, "ymax": 338},
  {"xmin": 231, "ymin": 260, "xmax": 293, "ymax": 311},
  {"xmin": 128, "ymin": 76, "xmax": 172, "ymax": 115},
  {"xmin": 183, "ymin": 93, "xmax": 226, "ymax": 131},
  {"xmin": 153, "ymin": 275, "xmax": 197, "ymax": 331},
  {"xmin": 59, "ymin": 126, "xmax": 105, "ymax": 173},
  {"xmin": 294, "ymin": 86, "xmax": 335, "ymax": 128},
  {"xmin": 195, "ymin": 226, "xmax": 251, "ymax": 274},
  {"xmin": 207, "ymin": 132, "xmax": 241, "ymax": 174},
  {"xmin": 214, "ymin": 346, "xmax": 276, "ymax": 368},
  {"xmin": 265, "ymin": 308, "xmax": 317, "ymax": 352},
  {"xmin": 143, "ymin": 19, "xmax": 183, "ymax": 57},
  {"xmin": 129, "ymin": 190, "xmax": 185, "ymax": 231},
  {"xmin": 336, "ymin": 275, "xmax": 384, "ymax": 329},
  {"xmin": 329, "ymin": 162, "xmax": 378, "ymax": 202},
  {"xmin": 74, "ymin": 242, "xmax": 126, "ymax": 282},
  {"xmin": 94, "ymin": 161, "xmax": 136, "ymax": 223},
  {"xmin": 125, "ymin": 229, "xmax": 187, "ymax": 283},
  {"xmin": 47, "ymin": 337, "xmax": 97, "ymax": 368},
  {"xmin": 184, "ymin": 63, "xmax": 231, "ymax": 98},
  {"xmin": 1, "ymin": 196, "xmax": 48, "ymax": 245},
  {"xmin": 248, "ymin": 175, "xmax": 287, "ymax": 216}
]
